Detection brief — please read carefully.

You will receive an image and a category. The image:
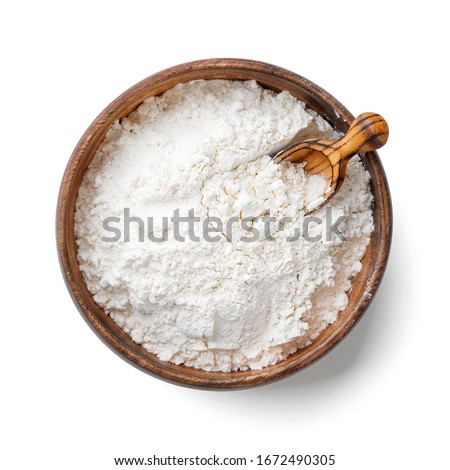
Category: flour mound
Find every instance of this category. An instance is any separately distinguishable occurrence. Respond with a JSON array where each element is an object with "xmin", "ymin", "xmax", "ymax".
[{"xmin": 75, "ymin": 79, "xmax": 374, "ymax": 372}]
